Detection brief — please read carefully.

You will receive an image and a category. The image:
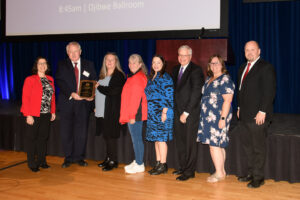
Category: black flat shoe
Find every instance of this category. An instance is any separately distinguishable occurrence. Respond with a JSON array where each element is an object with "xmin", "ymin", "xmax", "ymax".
[
  {"xmin": 176, "ymin": 173, "xmax": 195, "ymax": 181},
  {"xmin": 30, "ymin": 167, "xmax": 40, "ymax": 172},
  {"xmin": 150, "ymin": 163, "xmax": 168, "ymax": 175},
  {"xmin": 238, "ymin": 174, "xmax": 253, "ymax": 182},
  {"xmin": 62, "ymin": 161, "xmax": 72, "ymax": 168},
  {"xmin": 40, "ymin": 163, "xmax": 50, "ymax": 169},
  {"xmin": 172, "ymin": 169, "xmax": 184, "ymax": 175},
  {"xmin": 247, "ymin": 179, "xmax": 265, "ymax": 188},
  {"xmin": 148, "ymin": 161, "xmax": 160, "ymax": 174},
  {"xmin": 78, "ymin": 160, "xmax": 88, "ymax": 167},
  {"xmin": 102, "ymin": 161, "xmax": 118, "ymax": 171},
  {"xmin": 98, "ymin": 157, "xmax": 110, "ymax": 167}
]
